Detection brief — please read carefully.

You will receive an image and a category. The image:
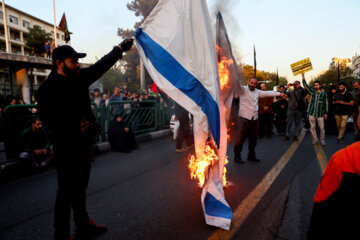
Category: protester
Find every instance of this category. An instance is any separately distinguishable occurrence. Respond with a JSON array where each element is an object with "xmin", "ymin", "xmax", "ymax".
[
  {"xmin": 233, "ymin": 77, "xmax": 287, "ymax": 163},
  {"xmin": 37, "ymin": 39, "xmax": 133, "ymax": 240},
  {"xmin": 333, "ymin": 82, "xmax": 353, "ymax": 143},
  {"xmin": 284, "ymin": 80, "xmax": 308, "ymax": 141},
  {"xmin": 228, "ymin": 93, "xmax": 239, "ymax": 141},
  {"xmin": 302, "ymin": 73, "xmax": 328, "ymax": 146},
  {"xmin": 19, "ymin": 118, "xmax": 53, "ymax": 168},
  {"xmin": 273, "ymin": 86, "xmax": 288, "ymax": 136},
  {"xmin": 45, "ymin": 41, "xmax": 51, "ymax": 58},
  {"xmin": 100, "ymin": 93, "xmax": 109, "ymax": 108},
  {"xmin": 350, "ymin": 81, "xmax": 360, "ymax": 140},
  {"xmin": 258, "ymin": 83, "xmax": 274, "ymax": 138},
  {"xmin": 109, "ymin": 86, "xmax": 123, "ymax": 115},
  {"xmin": 307, "ymin": 97, "xmax": 360, "ymax": 240},
  {"xmin": 92, "ymin": 88, "xmax": 102, "ymax": 107},
  {"xmin": 108, "ymin": 114, "xmax": 138, "ymax": 153},
  {"xmin": 173, "ymin": 102, "xmax": 193, "ymax": 152},
  {"xmin": 325, "ymin": 86, "xmax": 338, "ymax": 134}
]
